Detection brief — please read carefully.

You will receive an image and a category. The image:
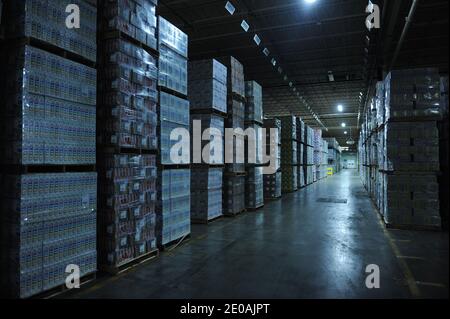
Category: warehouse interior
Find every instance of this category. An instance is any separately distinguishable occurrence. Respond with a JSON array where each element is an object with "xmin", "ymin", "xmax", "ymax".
[{"xmin": 0, "ymin": 0, "xmax": 448, "ymax": 300}]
